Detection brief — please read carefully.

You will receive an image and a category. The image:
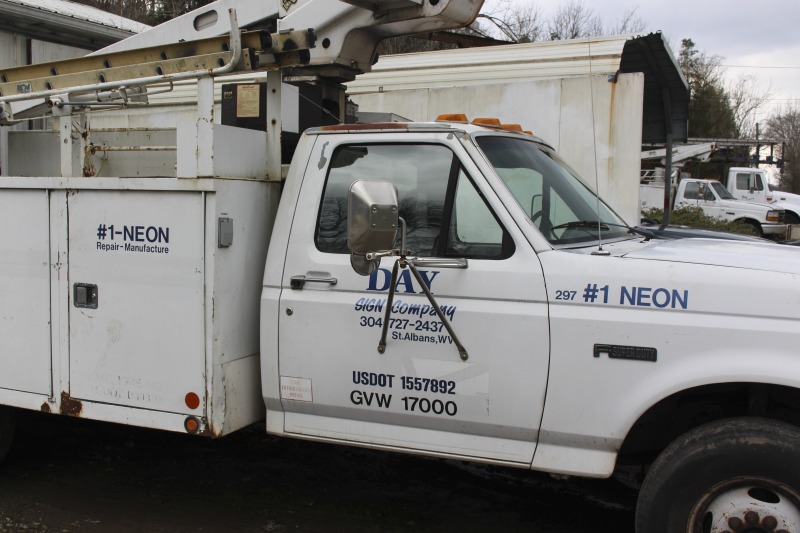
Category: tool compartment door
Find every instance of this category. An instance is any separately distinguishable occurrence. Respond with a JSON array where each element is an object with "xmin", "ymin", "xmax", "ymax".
[
  {"xmin": 0, "ymin": 189, "xmax": 52, "ymax": 395},
  {"xmin": 67, "ymin": 190, "xmax": 205, "ymax": 414}
]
